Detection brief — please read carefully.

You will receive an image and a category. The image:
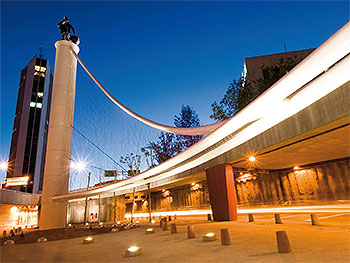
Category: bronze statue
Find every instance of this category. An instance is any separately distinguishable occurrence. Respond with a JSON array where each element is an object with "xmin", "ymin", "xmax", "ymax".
[{"xmin": 57, "ymin": 16, "xmax": 79, "ymax": 44}]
